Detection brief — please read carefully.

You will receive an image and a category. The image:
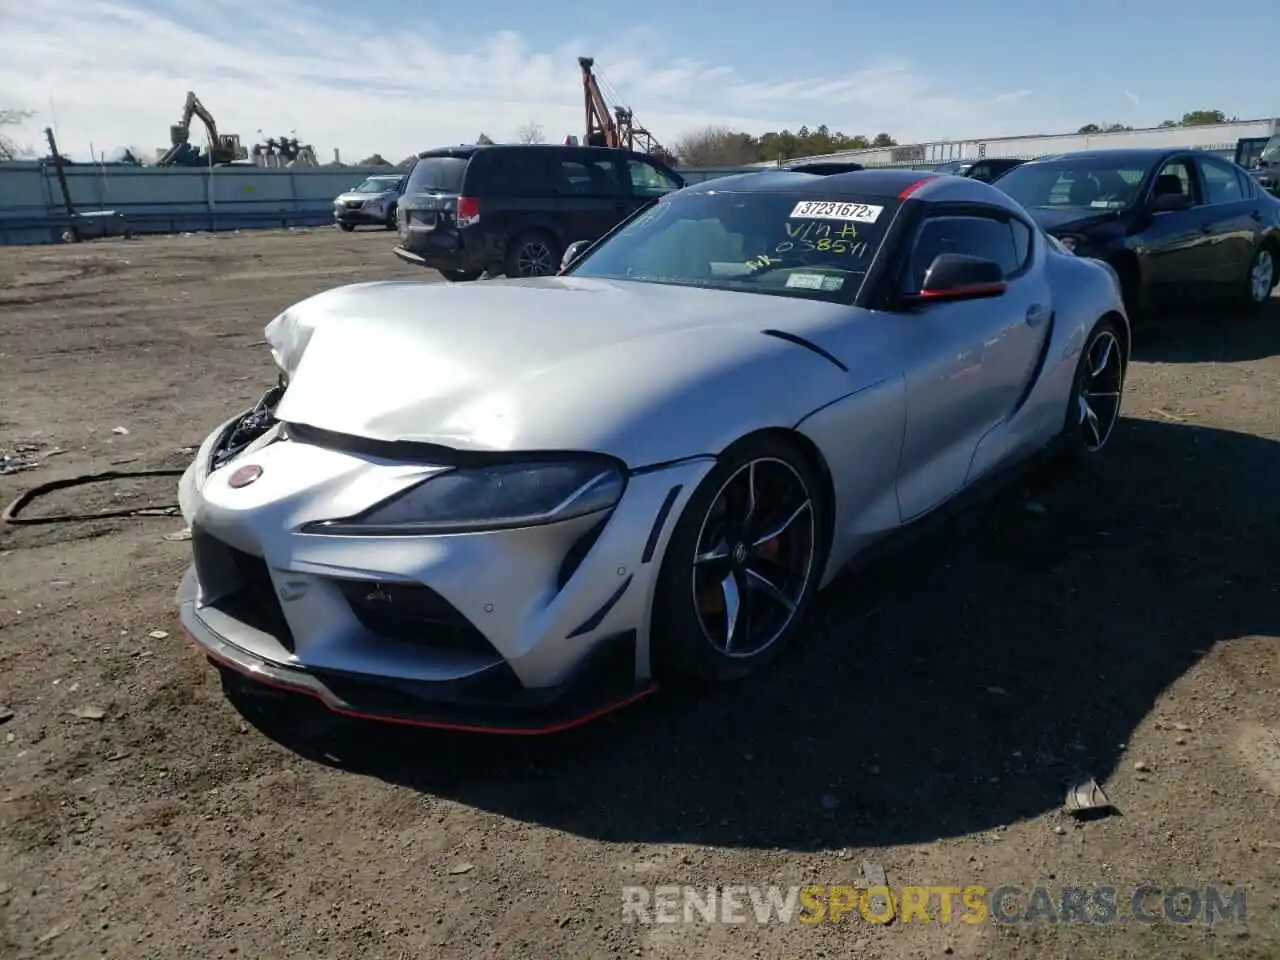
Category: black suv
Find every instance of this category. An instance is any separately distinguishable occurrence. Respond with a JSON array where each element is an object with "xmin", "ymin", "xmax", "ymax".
[{"xmin": 393, "ymin": 144, "xmax": 686, "ymax": 280}]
